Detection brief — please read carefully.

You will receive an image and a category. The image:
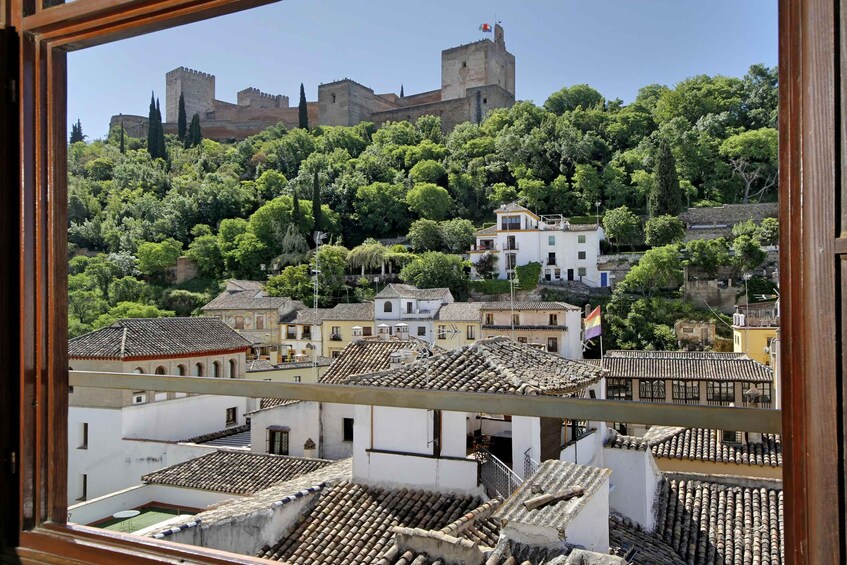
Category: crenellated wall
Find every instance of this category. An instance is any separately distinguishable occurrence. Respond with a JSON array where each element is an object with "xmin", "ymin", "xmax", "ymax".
[{"xmin": 165, "ymin": 67, "xmax": 216, "ymax": 123}]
